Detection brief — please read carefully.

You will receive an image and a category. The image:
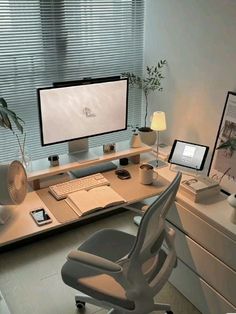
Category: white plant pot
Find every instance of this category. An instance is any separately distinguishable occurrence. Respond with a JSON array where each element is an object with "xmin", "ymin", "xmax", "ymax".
[
  {"xmin": 139, "ymin": 129, "xmax": 157, "ymax": 146},
  {"xmin": 130, "ymin": 133, "xmax": 142, "ymax": 148}
]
